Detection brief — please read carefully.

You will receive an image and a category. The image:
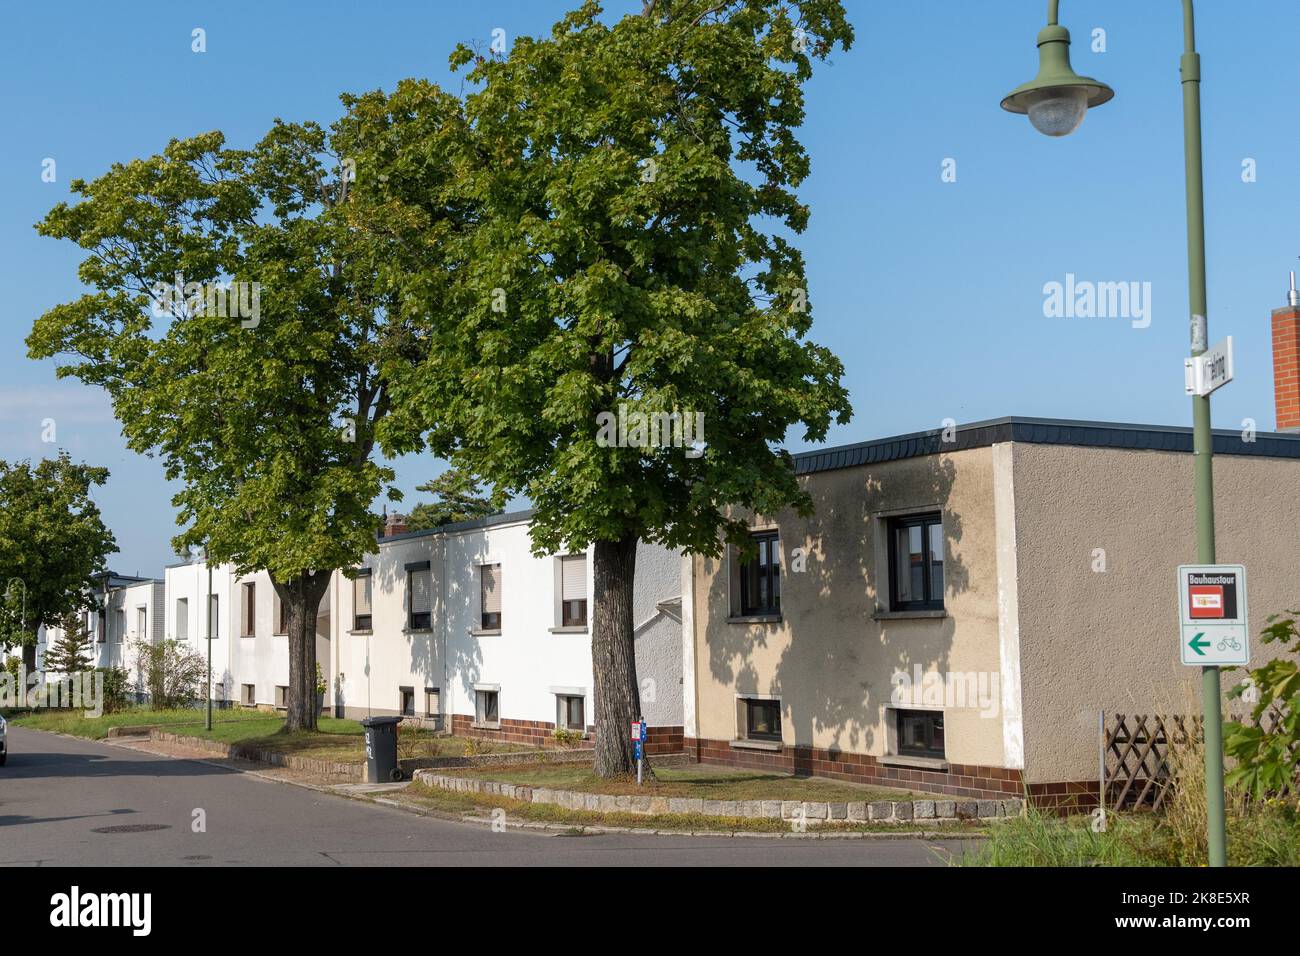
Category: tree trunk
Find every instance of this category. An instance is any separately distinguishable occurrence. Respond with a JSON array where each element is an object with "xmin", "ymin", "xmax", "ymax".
[
  {"xmin": 22, "ymin": 639, "xmax": 36, "ymax": 675},
  {"xmin": 272, "ymin": 570, "xmax": 330, "ymax": 733},
  {"xmin": 592, "ymin": 534, "xmax": 643, "ymax": 778}
]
